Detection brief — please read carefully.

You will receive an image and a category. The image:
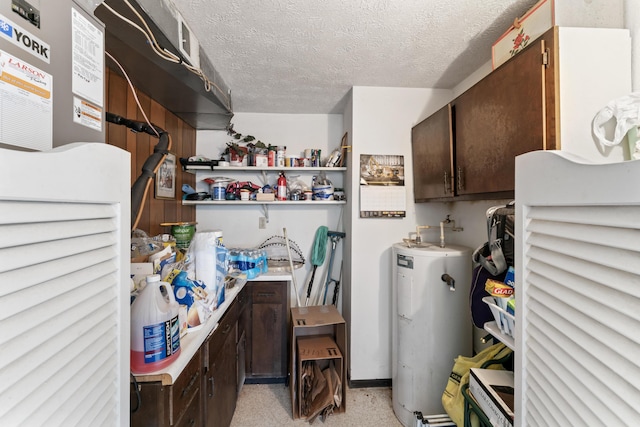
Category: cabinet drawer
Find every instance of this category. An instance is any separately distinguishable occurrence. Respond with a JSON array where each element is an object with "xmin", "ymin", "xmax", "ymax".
[
  {"xmin": 207, "ymin": 299, "xmax": 239, "ymax": 352},
  {"xmin": 173, "ymin": 385, "xmax": 202, "ymax": 427},
  {"xmin": 171, "ymin": 348, "xmax": 201, "ymax": 424},
  {"xmin": 251, "ymin": 282, "xmax": 285, "ymax": 303}
]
